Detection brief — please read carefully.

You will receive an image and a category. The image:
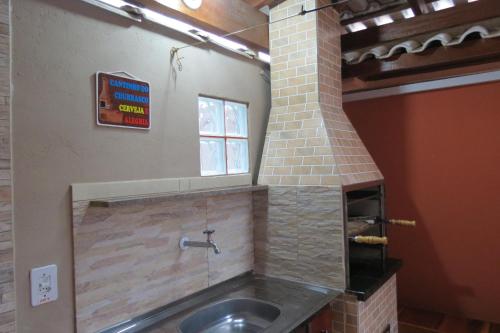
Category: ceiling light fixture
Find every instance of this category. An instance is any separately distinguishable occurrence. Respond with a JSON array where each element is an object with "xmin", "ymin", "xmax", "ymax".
[
  {"xmin": 347, "ymin": 22, "xmax": 367, "ymax": 32},
  {"xmin": 143, "ymin": 8, "xmax": 255, "ymax": 58},
  {"xmin": 80, "ymin": 0, "xmax": 143, "ymax": 20},
  {"xmin": 258, "ymin": 52, "xmax": 271, "ymax": 64},
  {"xmin": 373, "ymin": 15, "xmax": 393, "ymax": 26},
  {"xmin": 206, "ymin": 33, "xmax": 248, "ymax": 52},
  {"xmin": 141, "ymin": 8, "xmax": 202, "ymax": 37},
  {"xmin": 85, "ymin": 0, "xmax": 268, "ymax": 65},
  {"xmin": 431, "ymin": 0, "xmax": 455, "ymax": 11},
  {"xmin": 100, "ymin": 0, "xmax": 129, "ymax": 6}
]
